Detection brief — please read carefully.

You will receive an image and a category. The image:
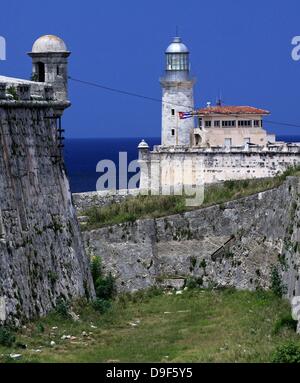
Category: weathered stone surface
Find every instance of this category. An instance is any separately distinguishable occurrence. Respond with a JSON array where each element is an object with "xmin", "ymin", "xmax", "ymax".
[
  {"xmin": 81, "ymin": 177, "xmax": 300, "ymax": 297},
  {"xmin": 73, "ymin": 189, "xmax": 140, "ymax": 212},
  {"xmin": 0, "ymin": 101, "xmax": 94, "ymax": 326},
  {"xmin": 139, "ymin": 145, "xmax": 300, "ymax": 190}
]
